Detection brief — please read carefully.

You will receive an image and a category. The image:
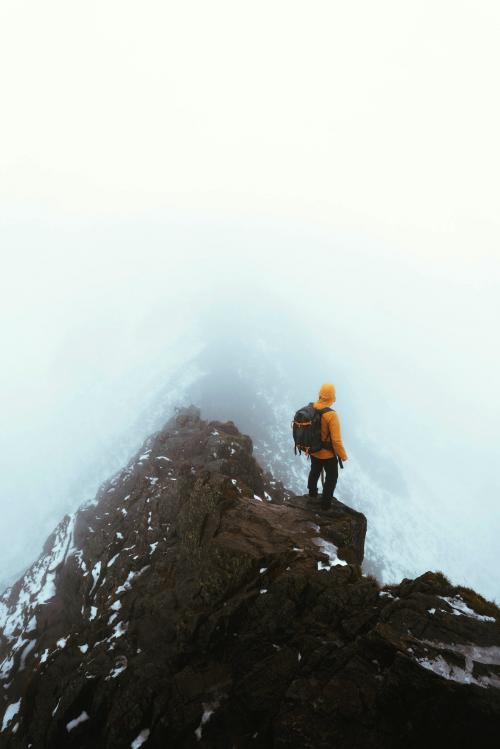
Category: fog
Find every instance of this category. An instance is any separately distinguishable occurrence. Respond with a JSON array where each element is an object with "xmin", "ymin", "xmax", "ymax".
[{"xmin": 1, "ymin": 2, "xmax": 499, "ymax": 600}]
